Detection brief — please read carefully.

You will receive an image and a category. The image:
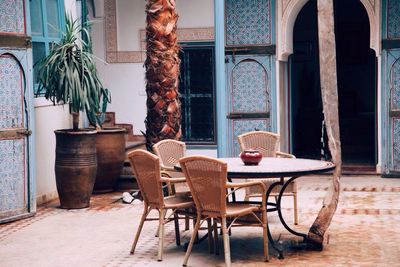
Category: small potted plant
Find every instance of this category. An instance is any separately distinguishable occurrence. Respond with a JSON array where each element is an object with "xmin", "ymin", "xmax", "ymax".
[{"xmin": 36, "ymin": 14, "xmax": 108, "ymax": 208}]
